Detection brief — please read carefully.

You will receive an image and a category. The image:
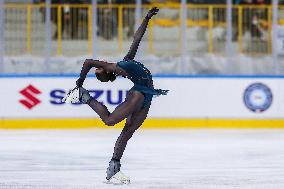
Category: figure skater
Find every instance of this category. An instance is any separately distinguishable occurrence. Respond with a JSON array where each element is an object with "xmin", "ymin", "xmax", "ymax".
[{"xmin": 63, "ymin": 7, "xmax": 168, "ymax": 184}]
